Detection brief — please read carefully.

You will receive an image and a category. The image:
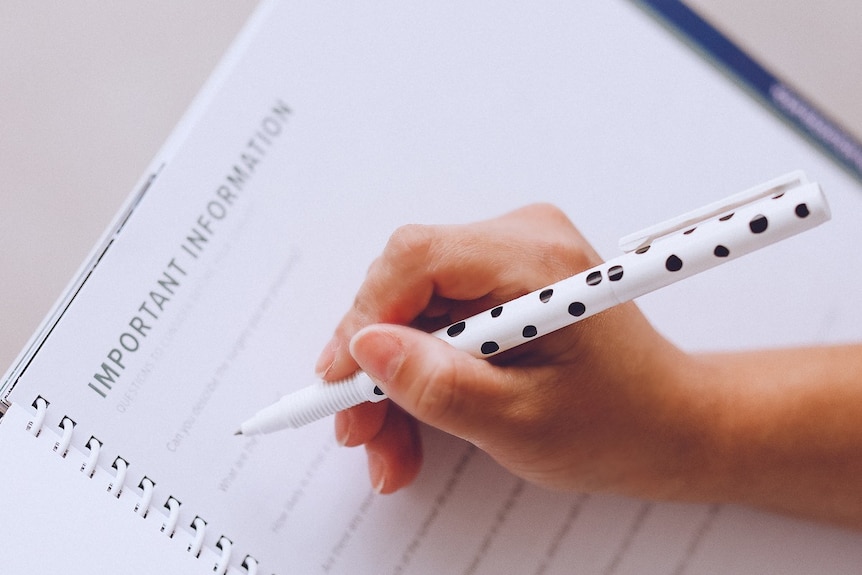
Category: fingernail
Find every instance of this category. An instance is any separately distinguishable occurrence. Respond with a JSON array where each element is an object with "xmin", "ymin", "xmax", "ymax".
[
  {"xmin": 368, "ymin": 451, "xmax": 388, "ymax": 494},
  {"xmin": 314, "ymin": 337, "xmax": 340, "ymax": 378},
  {"xmin": 334, "ymin": 412, "xmax": 351, "ymax": 447},
  {"xmin": 350, "ymin": 327, "xmax": 404, "ymax": 387}
]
